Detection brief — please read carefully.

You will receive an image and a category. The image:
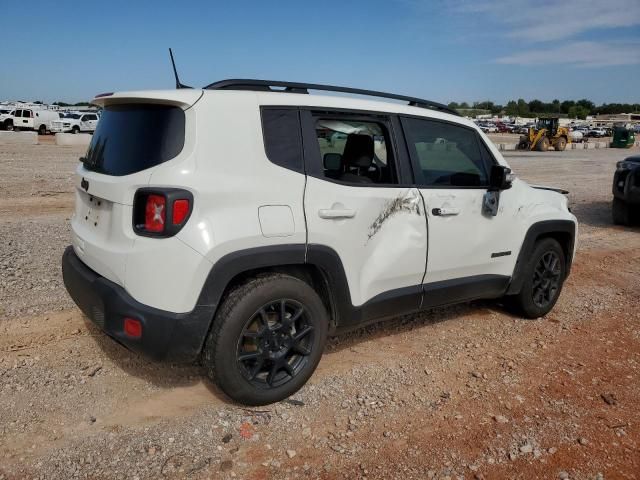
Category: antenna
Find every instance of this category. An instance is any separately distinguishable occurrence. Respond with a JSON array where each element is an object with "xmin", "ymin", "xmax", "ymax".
[{"xmin": 169, "ymin": 48, "xmax": 192, "ymax": 89}]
